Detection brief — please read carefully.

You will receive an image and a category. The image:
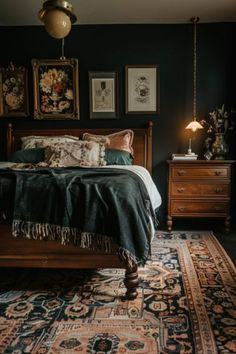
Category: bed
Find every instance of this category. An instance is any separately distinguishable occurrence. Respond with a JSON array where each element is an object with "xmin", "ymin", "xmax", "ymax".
[{"xmin": 0, "ymin": 121, "xmax": 161, "ymax": 299}]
